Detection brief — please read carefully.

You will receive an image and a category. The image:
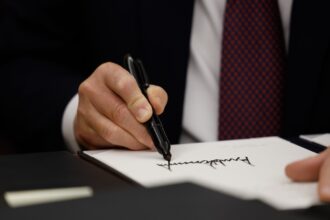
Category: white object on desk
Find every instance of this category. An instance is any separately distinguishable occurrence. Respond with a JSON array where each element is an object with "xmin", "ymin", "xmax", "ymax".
[
  {"xmin": 83, "ymin": 137, "xmax": 320, "ymax": 210},
  {"xmin": 4, "ymin": 186, "xmax": 93, "ymax": 208}
]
